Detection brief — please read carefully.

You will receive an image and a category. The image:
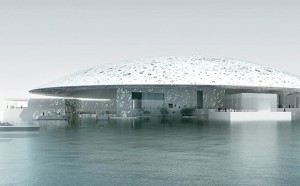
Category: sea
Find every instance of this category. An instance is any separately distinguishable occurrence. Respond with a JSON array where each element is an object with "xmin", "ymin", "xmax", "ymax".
[{"xmin": 1, "ymin": 118, "xmax": 300, "ymax": 185}]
